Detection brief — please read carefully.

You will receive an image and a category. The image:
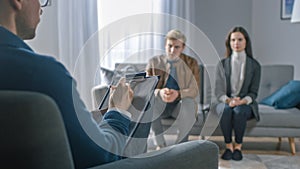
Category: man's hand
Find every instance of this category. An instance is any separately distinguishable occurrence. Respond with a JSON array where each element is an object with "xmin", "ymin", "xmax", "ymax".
[
  {"xmin": 159, "ymin": 88, "xmax": 179, "ymax": 103},
  {"xmin": 109, "ymin": 78, "xmax": 134, "ymax": 111}
]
